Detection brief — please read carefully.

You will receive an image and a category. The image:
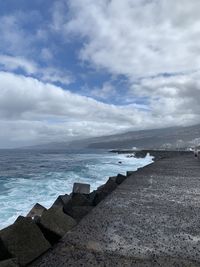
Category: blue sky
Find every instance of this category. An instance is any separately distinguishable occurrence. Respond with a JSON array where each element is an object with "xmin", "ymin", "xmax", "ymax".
[{"xmin": 0, "ymin": 0, "xmax": 200, "ymax": 147}]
